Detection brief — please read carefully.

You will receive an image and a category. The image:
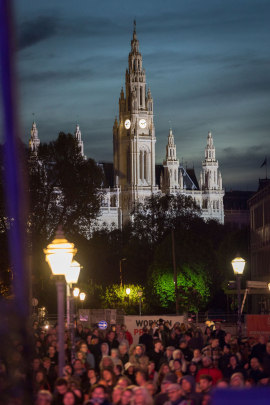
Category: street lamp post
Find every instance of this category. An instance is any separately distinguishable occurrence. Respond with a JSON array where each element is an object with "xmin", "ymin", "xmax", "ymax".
[
  {"xmin": 137, "ymin": 289, "xmax": 142, "ymax": 316},
  {"xmin": 80, "ymin": 292, "xmax": 86, "ymax": 309},
  {"xmin": 65, "ymin": 260, "xmax": 81, "ymax": 365},
  {"xmin": 44, "ymin": 226, "xmax": 77, "ymax": 377},
  {"xmin": 126, "ymin": 287, "xmax": 130, "ymax": 310},
  {"xmin": 231, "ymin": 253, "xmax": 246, "ymax": 341},
  {"xmin": 120, "ymin": 258, "xmax": 126, "ymax": 287},
  {"xmin": 73, "ymin": 287, "xmax": 80, "ymax": 325}
]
